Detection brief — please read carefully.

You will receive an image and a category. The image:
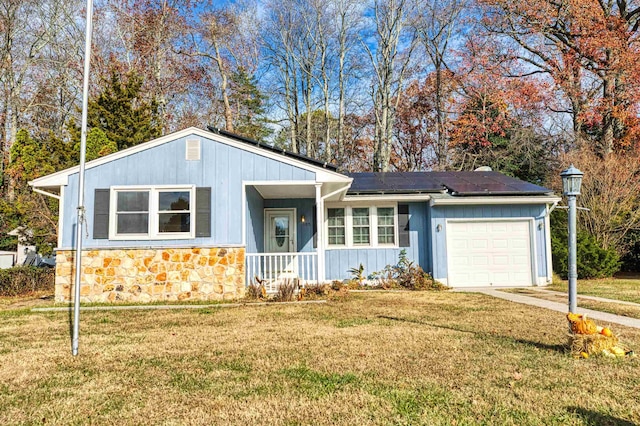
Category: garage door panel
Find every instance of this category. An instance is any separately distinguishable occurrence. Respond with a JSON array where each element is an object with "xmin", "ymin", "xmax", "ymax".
[
  {"xmin": 493, "ymin": 255, "xmax": 509, "ymax": 265},
  {"xmin": 447, "ymin": 220, "xmax": 533, "ymax": 287},
  {"xmin": 451, "ymin": 239, "xmax": 468, "ymax": 249},
  {"xmin": 470, "ymin": 223, "xmax": 488, "ymax": 233},
  {"xmin": 492, "ymin": 239, "xmax": 508, "ymax": 249},
  {"xmin": 472, "ymin": 256, "xmax": 488, "ymax": 265},
  {"xmin": 450, "ymin": 256, "xmax": 470, "ymax": 266},
  {"xmin": 492, "ymin": 272, "xmax": 510, "ymax": 284},
  {"xmin": 471, "ymin": 239, "xmax": 488, "ymax": 249},
  {"xmin": 490, "ymin": 223, "xmax": 508, "ymax": 232}
]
